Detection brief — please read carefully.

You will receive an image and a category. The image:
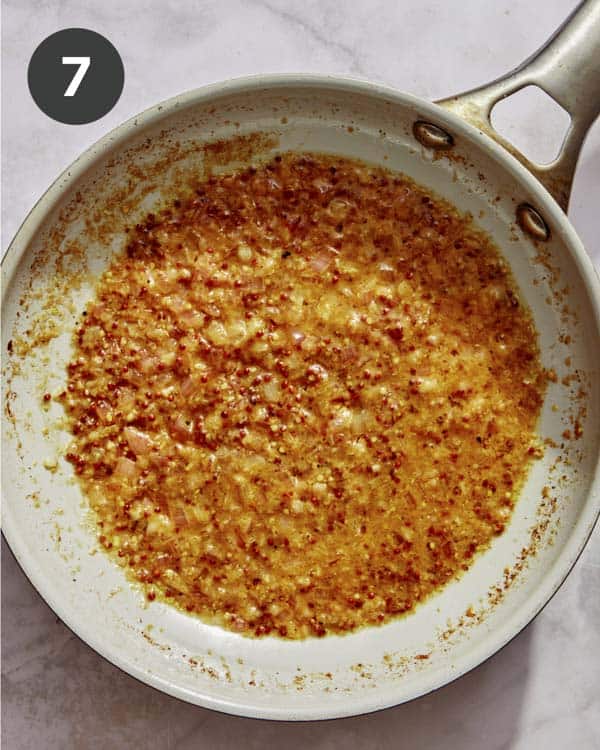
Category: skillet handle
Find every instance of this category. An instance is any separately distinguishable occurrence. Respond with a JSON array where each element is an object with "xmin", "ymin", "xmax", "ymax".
[{"xmin": 437, "ymin": 0, "xmax": 600, "ymax": 212}]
